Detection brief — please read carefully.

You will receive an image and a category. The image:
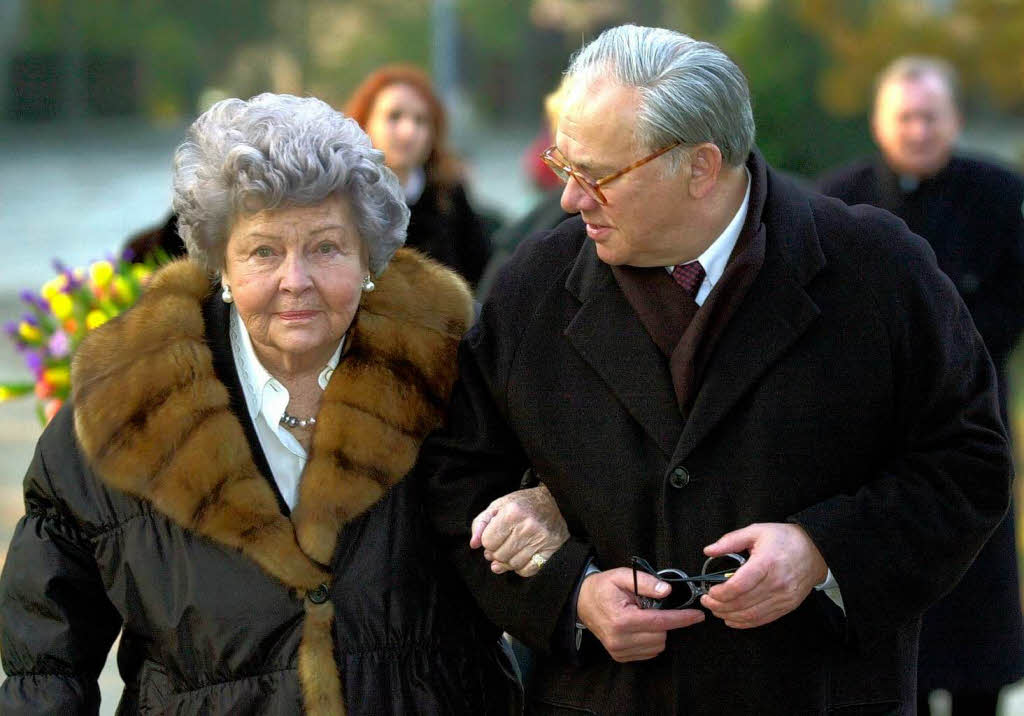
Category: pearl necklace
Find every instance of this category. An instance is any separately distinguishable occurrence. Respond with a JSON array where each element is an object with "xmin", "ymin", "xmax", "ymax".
[{"xmin": 280, "ymin": 411, "xmax": 317, "ymax": 429}]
